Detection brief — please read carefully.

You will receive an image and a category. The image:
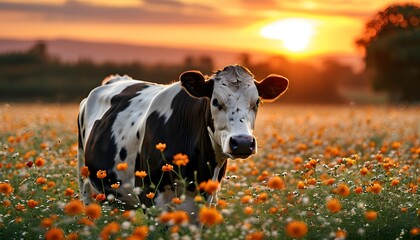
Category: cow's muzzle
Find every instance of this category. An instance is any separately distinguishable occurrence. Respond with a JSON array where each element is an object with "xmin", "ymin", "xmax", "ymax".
[{"xmin": 228, "ymin": 134, "xmax": 256, "ymax": 159}]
